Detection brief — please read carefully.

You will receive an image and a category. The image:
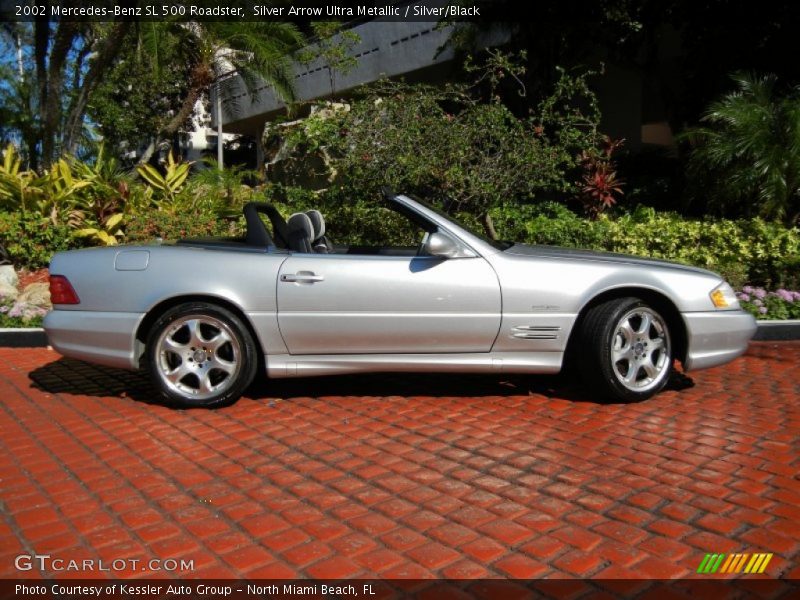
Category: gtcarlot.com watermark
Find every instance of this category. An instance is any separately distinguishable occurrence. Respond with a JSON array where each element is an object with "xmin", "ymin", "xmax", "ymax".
[{"xmin": 15, "ymin": 553, "xmax": 194, "ymax": 572}]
